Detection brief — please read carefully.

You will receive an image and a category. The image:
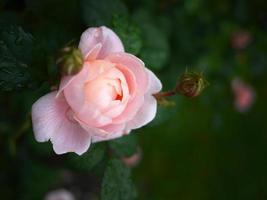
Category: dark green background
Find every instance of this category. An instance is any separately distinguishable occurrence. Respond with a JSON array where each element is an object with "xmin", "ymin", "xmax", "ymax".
[{"xmin": 1, "ymin": 0, "xmax": 267, "ymax": 199}]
